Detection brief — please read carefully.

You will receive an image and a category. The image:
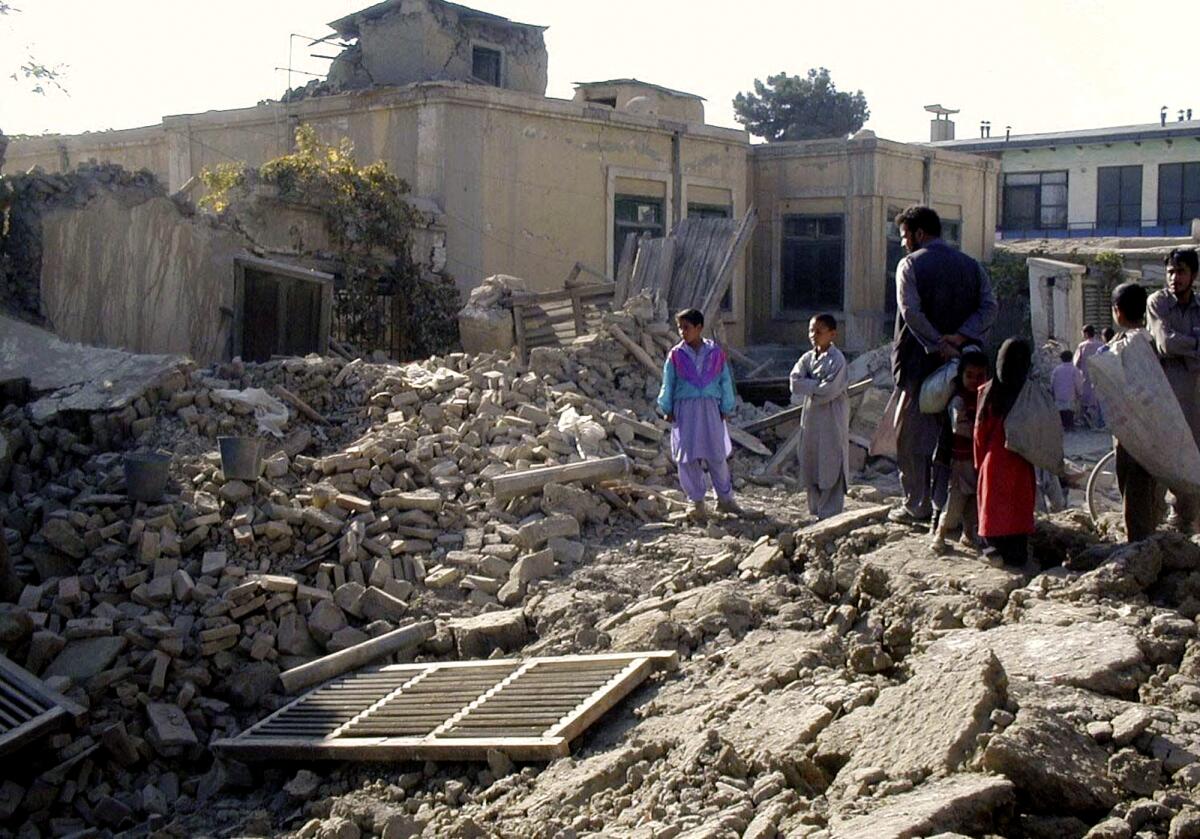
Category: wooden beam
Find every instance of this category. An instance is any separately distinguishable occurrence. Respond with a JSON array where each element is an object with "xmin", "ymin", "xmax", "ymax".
[
  {"xmin": 738, "ymin": 379, "xmax": 873, "ymax": 435},
  {"xmin": 728, "ymin": 426, "xmax": 770, "ymax": 456},
  {"xmin": 609, "ymin": 325, "xmax": 662, "ymax": 379},
  {"xmin": 279, "ymin": 621, "xmax": 436, "ymax": 694},
  {"xmin": 273, "ymin": 385, "xmax": 330, "ymax": 426},
  {"xmin": 491, "ymin": 455, "xmax": 631, "ymax": 501}
]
